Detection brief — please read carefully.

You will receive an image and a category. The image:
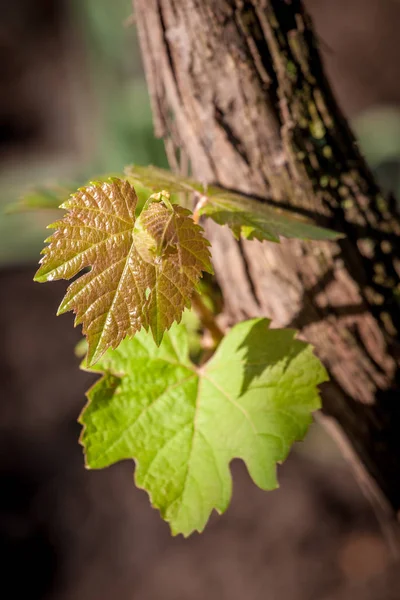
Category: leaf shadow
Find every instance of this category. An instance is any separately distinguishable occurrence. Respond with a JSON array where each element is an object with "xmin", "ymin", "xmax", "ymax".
[{"xmin": 237, "ymin": 320, "xmax": 304, "ymax": 396}]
